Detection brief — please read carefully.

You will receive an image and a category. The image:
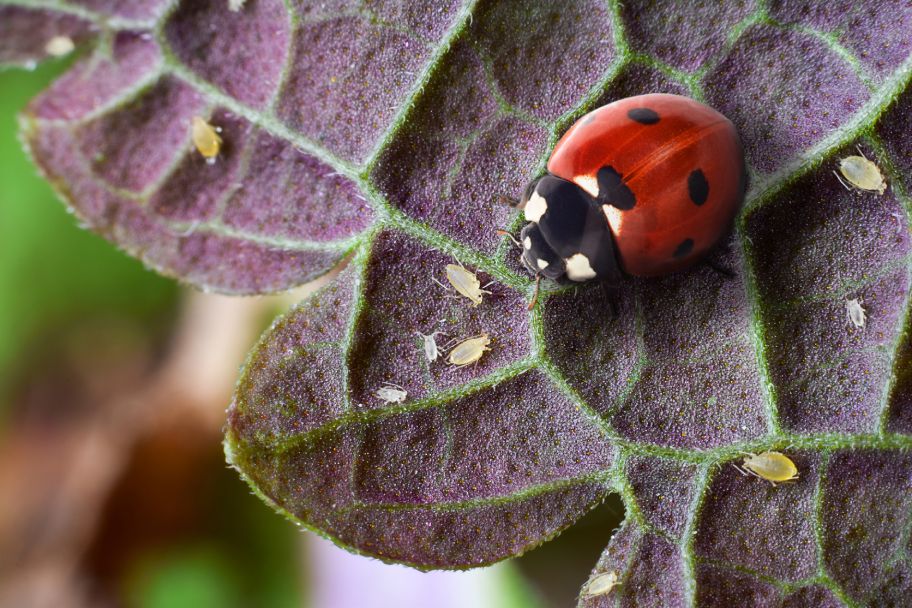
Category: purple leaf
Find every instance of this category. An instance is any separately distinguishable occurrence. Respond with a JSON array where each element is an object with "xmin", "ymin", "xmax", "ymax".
[{"xmin": 7, "ymin": 0, "xmax": 912, "ymax": 604}]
